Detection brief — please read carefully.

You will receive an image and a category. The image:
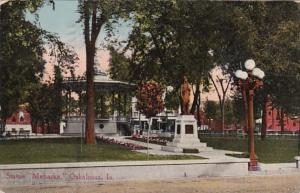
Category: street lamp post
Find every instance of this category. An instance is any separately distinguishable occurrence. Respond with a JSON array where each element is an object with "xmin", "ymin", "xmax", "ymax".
[
  {"xmin": 298, "ymin": 117, "xmax": 300, "ymax": 156},
  {"xmin": 235, "ymin": 59, "xmax": 265, "ymax": 171}
]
